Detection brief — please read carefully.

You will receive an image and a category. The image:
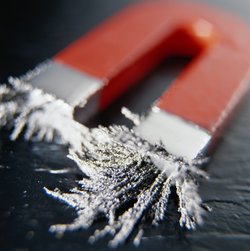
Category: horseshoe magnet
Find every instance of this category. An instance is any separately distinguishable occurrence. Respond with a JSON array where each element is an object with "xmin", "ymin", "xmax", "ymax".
[{"xmin": 28, "ymin": 2, "xmax": 250, "ymax": 160}]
